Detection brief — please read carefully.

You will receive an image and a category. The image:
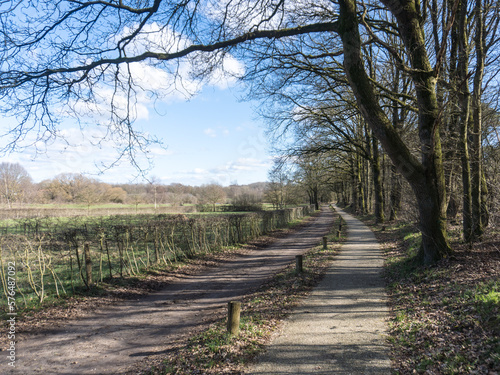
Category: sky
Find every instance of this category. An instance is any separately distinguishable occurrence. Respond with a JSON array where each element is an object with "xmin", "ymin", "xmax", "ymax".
[
  {"xmin": 0, "ymin": 11, "xmax": 278, "ymax": 187},
  {"xmin": 0, "ymin": 85, "xmax": 273, "ymax": 187}
]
